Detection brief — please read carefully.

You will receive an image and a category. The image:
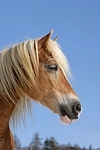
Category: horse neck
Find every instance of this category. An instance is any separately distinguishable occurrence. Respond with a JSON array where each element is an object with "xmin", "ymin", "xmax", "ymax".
[
  {"xmin": 0, "ymin": 124, "xmax": 14, "ymax": 150},
  {"xmin": 0, "ymin": 95, "xmax": 15, "ymax": 150}
]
